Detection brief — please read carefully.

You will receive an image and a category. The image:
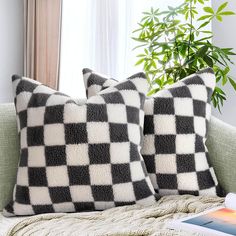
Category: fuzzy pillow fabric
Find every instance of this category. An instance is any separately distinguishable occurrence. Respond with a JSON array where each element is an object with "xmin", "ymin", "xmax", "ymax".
[
  {"xmin": 83, "ymin": 68, "xmax": 221, "ymax": 196},
  {"xmin": 4, "ymin": 73, "xmax": 157, "ymax": 216}
]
